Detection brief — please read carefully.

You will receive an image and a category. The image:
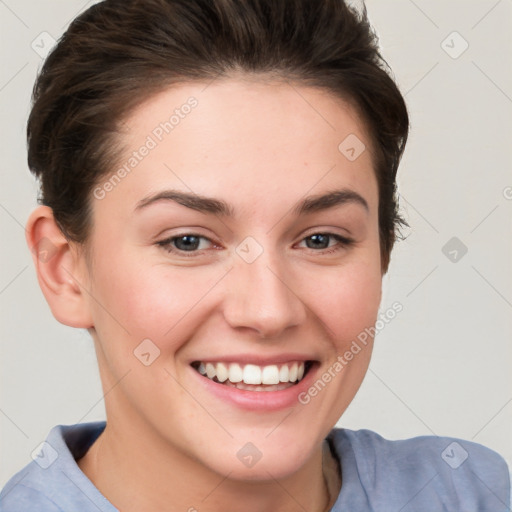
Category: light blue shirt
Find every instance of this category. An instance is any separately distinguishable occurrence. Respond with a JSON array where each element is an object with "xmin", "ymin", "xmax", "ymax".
[{"xmin": 0, "ymin": 421, "xmax": 509, "ymax": 511}]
